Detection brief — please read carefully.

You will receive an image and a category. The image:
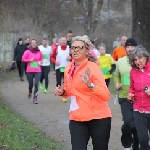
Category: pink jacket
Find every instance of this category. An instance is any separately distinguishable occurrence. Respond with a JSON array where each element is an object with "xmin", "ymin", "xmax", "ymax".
[
  {"xmin": 129, "ymin": 61, "xmax": 150, "ymax": 111},
  {"xmin": 22, "ymin": 50, "xmax": 43, "ymax": 72}
]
